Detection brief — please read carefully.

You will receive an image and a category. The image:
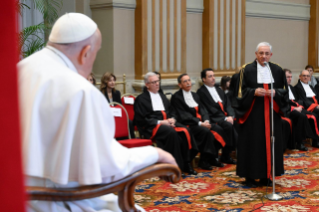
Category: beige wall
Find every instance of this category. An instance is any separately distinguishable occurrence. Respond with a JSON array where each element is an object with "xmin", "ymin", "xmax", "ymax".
[
  {"xmin": 113, "ymin": 9, "xmax": 135, "ymax": 79},
  {"xmin": 186, "ymin": 12, "xmax": 203, "ymax": 90},
  {"xmin": 245, "ymin": 17, "xmax": 308, "ymax": 85}
]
